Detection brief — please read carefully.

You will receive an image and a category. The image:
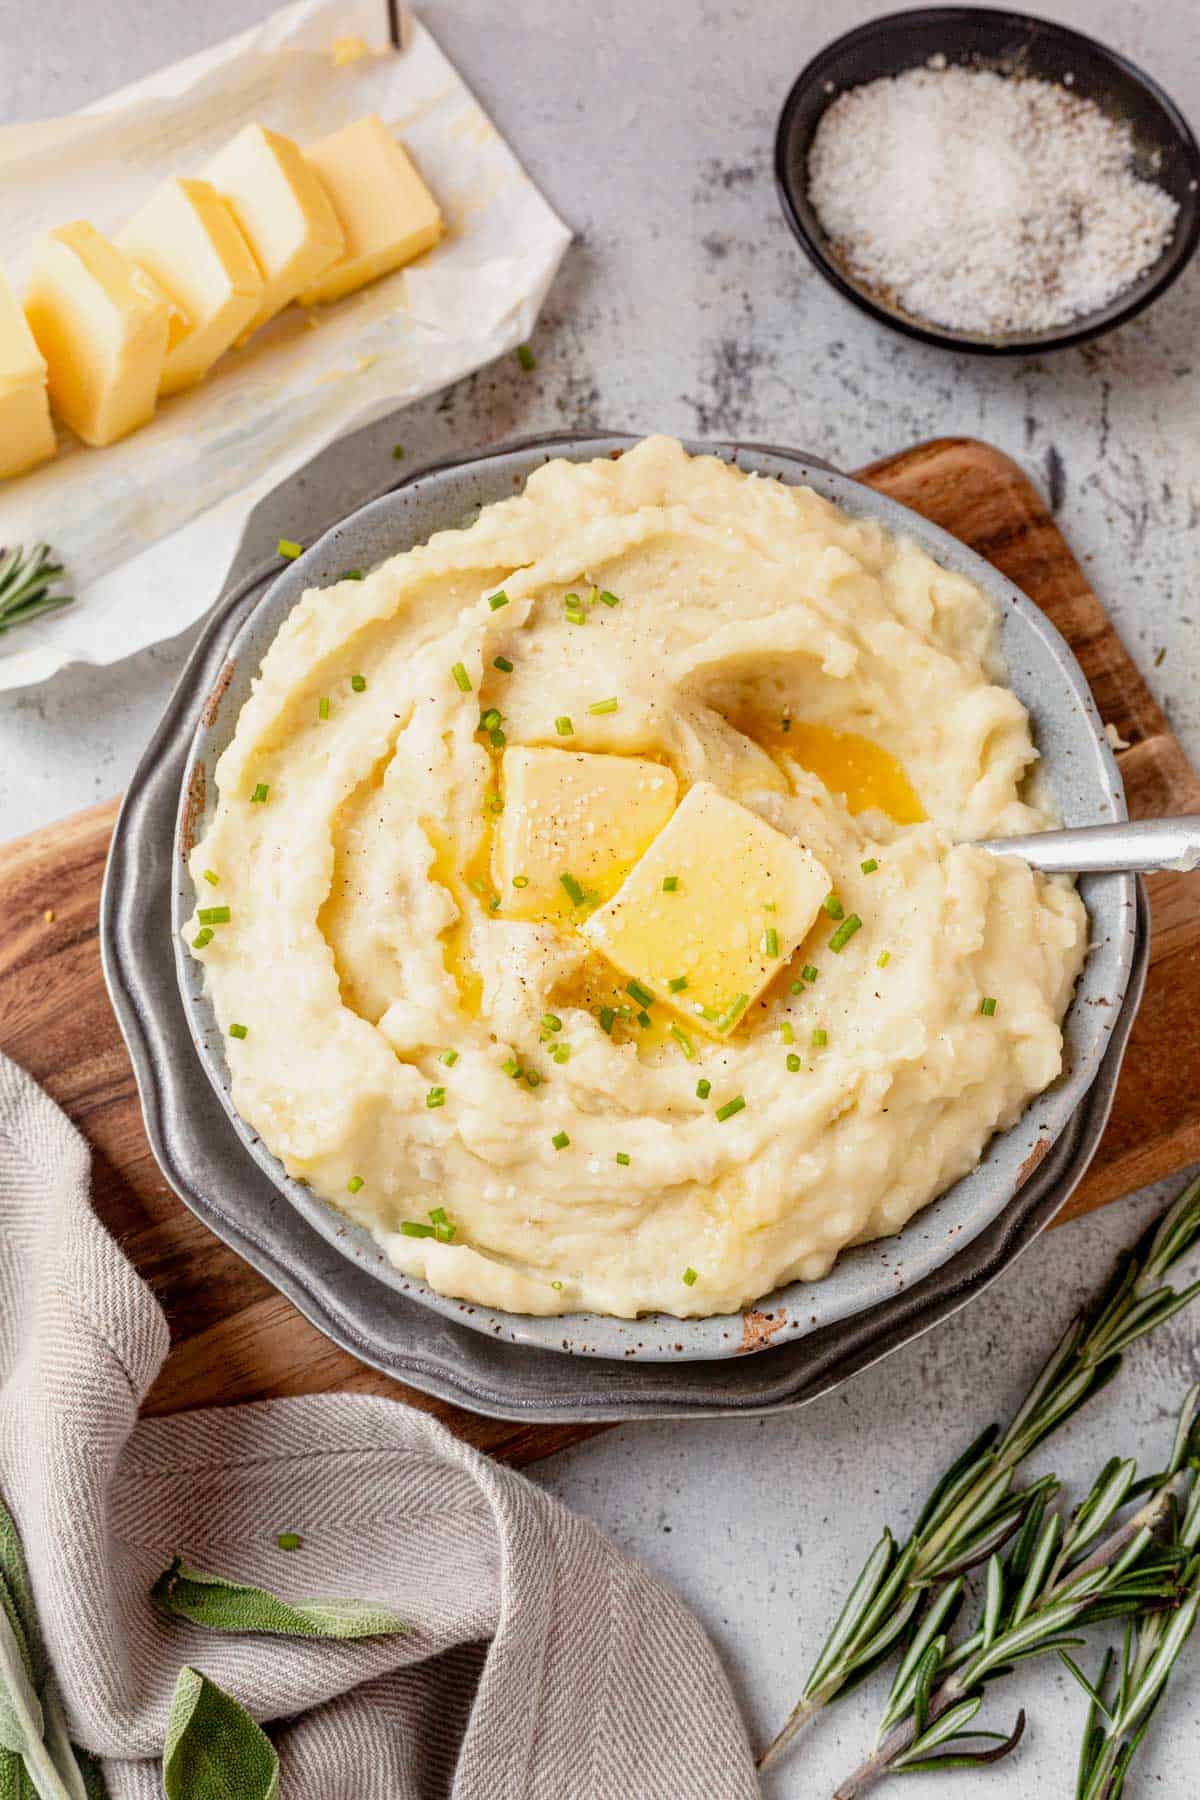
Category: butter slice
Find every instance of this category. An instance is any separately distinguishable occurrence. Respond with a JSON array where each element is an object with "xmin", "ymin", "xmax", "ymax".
[
  {"xmin": 0, "ymin": 268, "xmax": 55, "ymax": 478},
  {"xmin": 25, "ymin": 223, "xmax": 169, "ymax": 447},
  {"xmin": 299, "ymin": 115, "xmax": 442, "ymax": 306},
  {"xmin": 118, "ymin": 178, "xmax": 264, "ymax": 395},
  {"xmin": 204, "ymin": 124, "xmax": 344, "ymax": 335},
  {"xmin": 496, "ymin": 748, "xmax": 678, "ymax": 916},
  {"xmin": 583, "ymin": 783, "xmax": 829, "ymax": 1039}
]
